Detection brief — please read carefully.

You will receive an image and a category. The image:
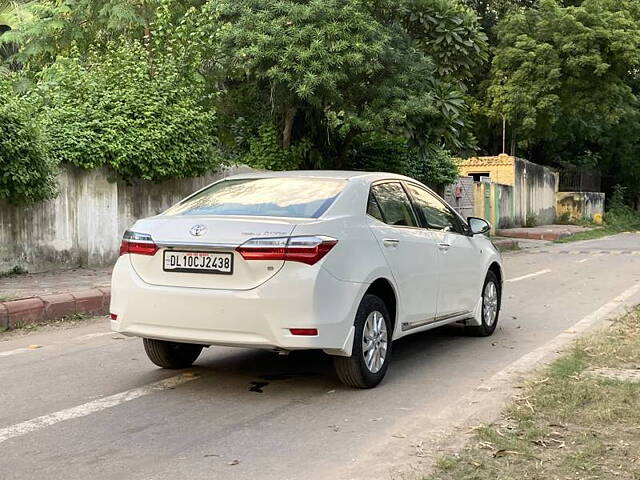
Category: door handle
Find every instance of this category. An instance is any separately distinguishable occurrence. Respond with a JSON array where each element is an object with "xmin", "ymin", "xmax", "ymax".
[
  {"xmin": 438, "ymin": 242, "xmax": 451, "ymax": 250},
  {"xmin": 383, "ymin": 238, "xmax": 400, "ymax": 247}
]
